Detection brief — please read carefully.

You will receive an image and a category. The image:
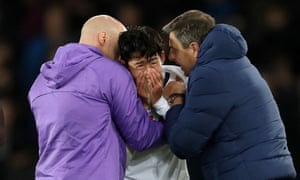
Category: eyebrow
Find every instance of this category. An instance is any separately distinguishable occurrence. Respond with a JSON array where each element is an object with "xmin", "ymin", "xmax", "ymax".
[{"xmin": 135, "ymin": 60, "xmax": 144, "ymax": 64}]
